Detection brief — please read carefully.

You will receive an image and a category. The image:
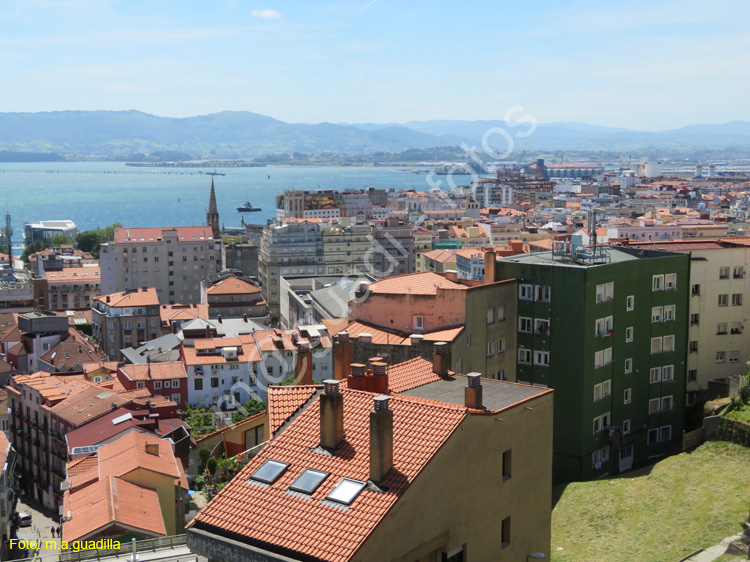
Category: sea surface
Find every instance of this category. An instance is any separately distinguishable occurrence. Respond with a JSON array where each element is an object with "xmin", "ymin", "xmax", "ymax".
[{"xmin": 0, "ymin": 163, "xmax": 451, "ymax": 238}]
